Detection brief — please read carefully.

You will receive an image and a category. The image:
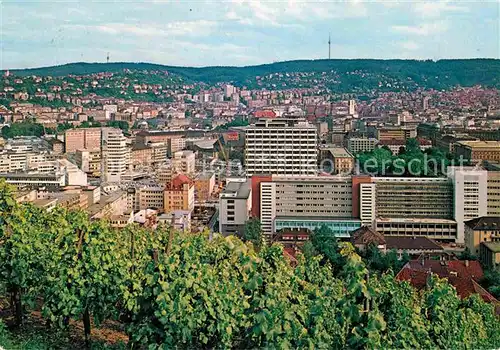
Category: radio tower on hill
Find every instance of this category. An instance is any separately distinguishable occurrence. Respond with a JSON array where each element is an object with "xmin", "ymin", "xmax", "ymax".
[{"xmin": 328, "ymin": 34, "xmax": 331, "ymax": 60}]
